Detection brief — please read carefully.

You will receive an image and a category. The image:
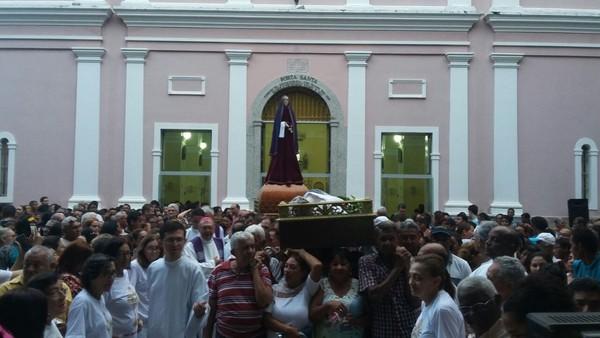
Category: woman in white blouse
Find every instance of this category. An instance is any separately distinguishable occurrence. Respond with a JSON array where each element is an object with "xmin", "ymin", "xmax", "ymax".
[
  {"xmin": 95, "ymin": 237, "xmax": 140, "ymax": 338},
  {"xmin": 409, "ymin": 254, "xmax": 465, "ymax": 338},
  {"xmin": 264, "ymin": 249, "xmax": 322, "ymax": 338},
  {"xmin": 128, "ymin": 234, "xmax": 161, "ymax": 338},
  {"xmin": 66, "ymin": 254, "xmax": 115, "ymax": 338}
]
